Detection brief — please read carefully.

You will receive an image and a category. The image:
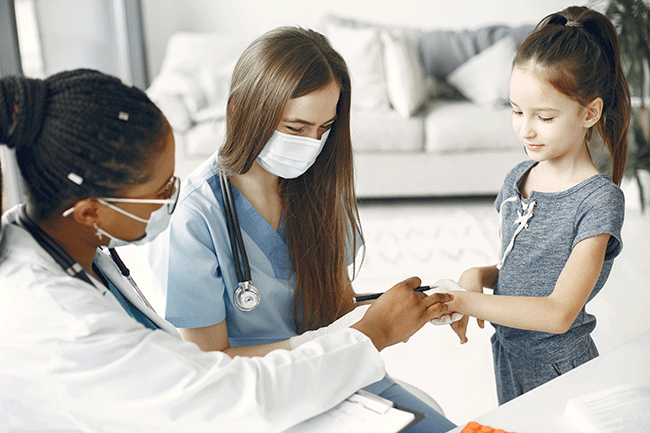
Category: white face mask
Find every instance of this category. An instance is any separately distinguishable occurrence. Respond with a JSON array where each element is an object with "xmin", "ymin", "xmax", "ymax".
[
  {"xmin": 93, "ymin": 198, "xmax": 174, "ymax": 247},
  {"xmin": 256, "ymin": 129, "xmax": 330, "ymax": 179}
]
